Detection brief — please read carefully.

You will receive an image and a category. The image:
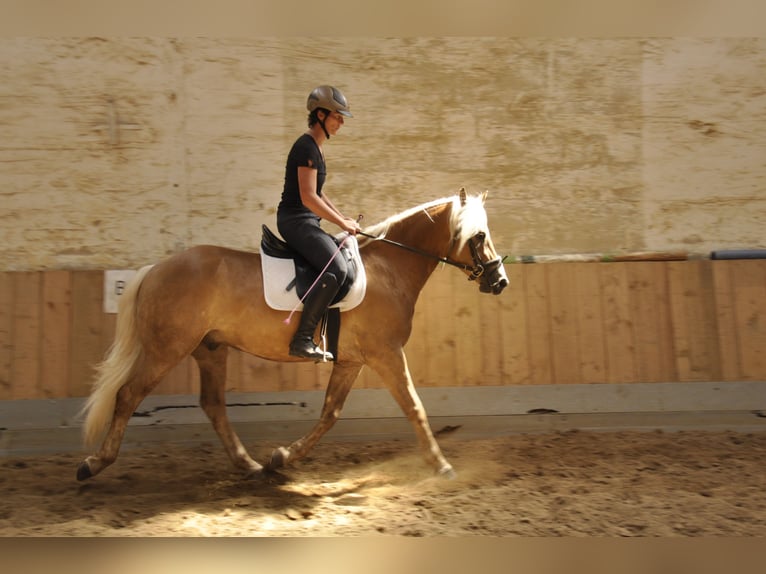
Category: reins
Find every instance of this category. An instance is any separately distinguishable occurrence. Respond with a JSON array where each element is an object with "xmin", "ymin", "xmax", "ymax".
[{"xmin": 357, "ymin": 230, "xmax": 482, "ymax": 276}]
